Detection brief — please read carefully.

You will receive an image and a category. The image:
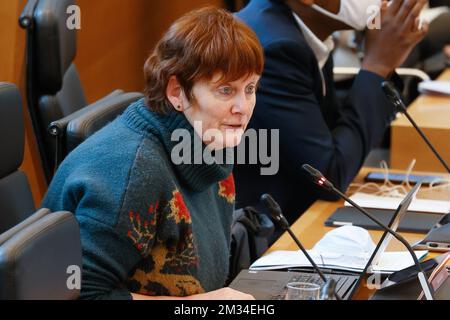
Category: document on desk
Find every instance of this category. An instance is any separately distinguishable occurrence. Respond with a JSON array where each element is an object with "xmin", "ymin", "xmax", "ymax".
[
  {"xmin": 345, "ymin": 192, "xmax": 450, "ymax": 214},
  {"xmin": 418, "ymin": 81, "xmax": 450, "ymax": 96},
  {"xmin": 250, "ymin": 250, "xmax": 429, "ymax": 274}
]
